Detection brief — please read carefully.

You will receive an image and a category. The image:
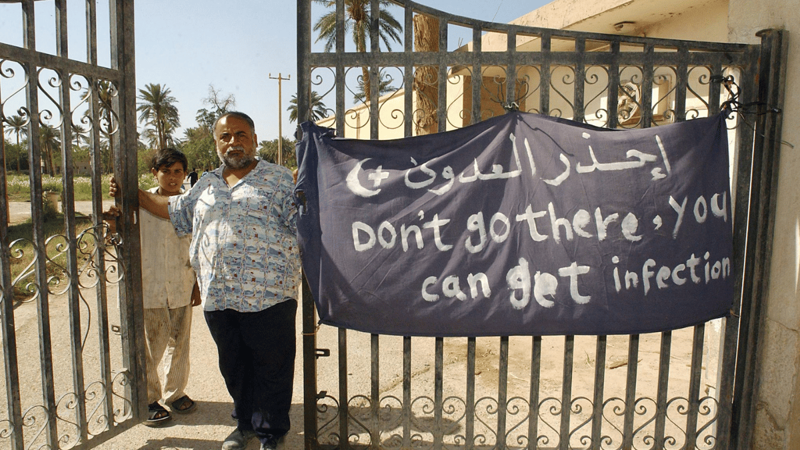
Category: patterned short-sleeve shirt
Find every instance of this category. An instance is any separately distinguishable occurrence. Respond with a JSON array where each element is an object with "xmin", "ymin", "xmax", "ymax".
[{"xmin": 168, "ymin": 160, "xmax": 301, "ymax": 312}]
